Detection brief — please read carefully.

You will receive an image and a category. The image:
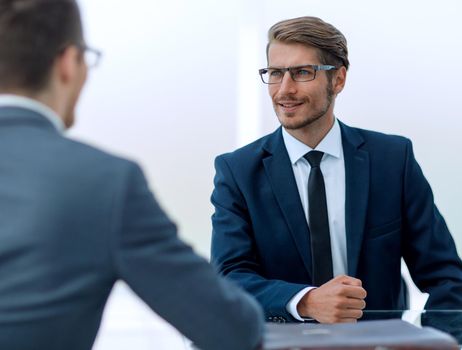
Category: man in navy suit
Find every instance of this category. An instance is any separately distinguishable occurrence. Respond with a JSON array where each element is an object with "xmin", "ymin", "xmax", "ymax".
[
  {"xmin": 211, "ymin": 16, "xmax": 462, "ymax": 324},
  {"xmin": 0, "ymin": 1, "xmax": 263, "ymax": 349}
]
